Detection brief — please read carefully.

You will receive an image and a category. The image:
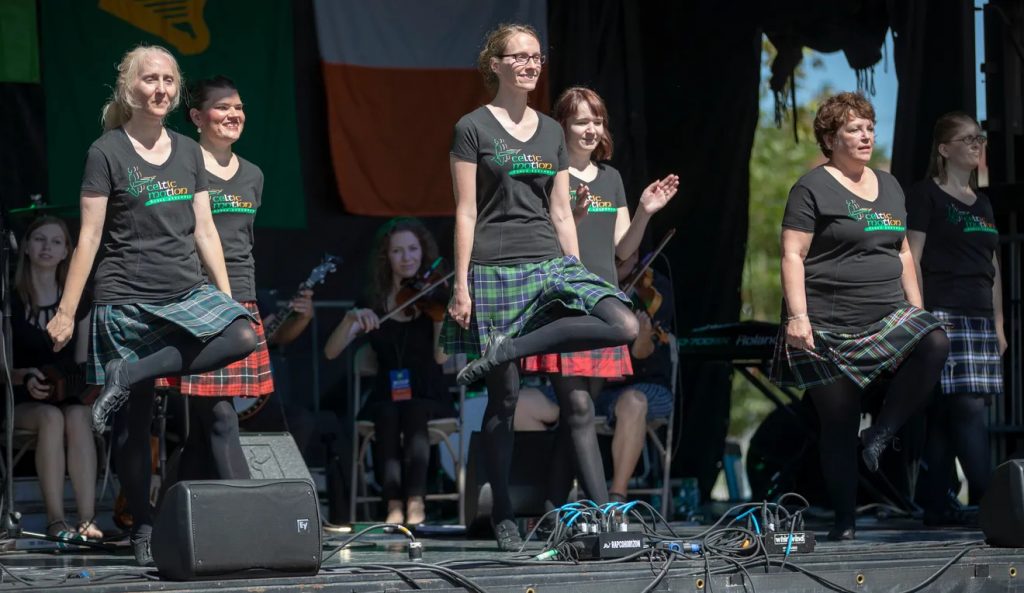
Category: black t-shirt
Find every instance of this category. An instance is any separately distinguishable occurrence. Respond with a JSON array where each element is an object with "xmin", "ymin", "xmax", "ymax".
[
  {"xmin": 573, "ymin": 164, "xmax": 627, "ymax": 284},
  {"xmin": 782, "ymin": 167, "xmax": 907, "ymax": 332},
  {"xmin": 906, "ymin": 179, "xmax": 998, "ymax": 315},
  {"xmin": 11, "ymin": 292, "xmax": 87, "ymax": 404},
  {"xmin": 80, "ymin": 128, "xmax": 209, "ymax": 304},
  {"xmin": 450, "ymin": 106, "xmax": 568, "ymax": 264},
  {"xmin": 365, "ymin": 313, "xmax": 451, "ymax": 407},
  {"xmin": 209, "ymin": 156, "xmax": 264, "ymax": 302},
  {"xmin": 623, "ymin": 272, "xmax": 674, "ymax": 389}
]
